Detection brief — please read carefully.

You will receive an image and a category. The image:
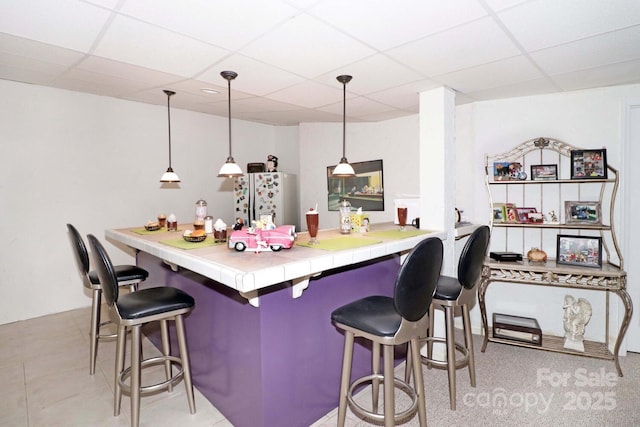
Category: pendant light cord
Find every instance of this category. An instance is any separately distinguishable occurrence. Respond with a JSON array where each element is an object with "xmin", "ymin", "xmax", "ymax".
[
  {"xmin": 227, "ymin": 77, "xmax": 232, "ymax": 158},
  {"xmin": 342, "ymin": 80, "xmax": 346, "ymax": 159},
  {"xmin": 167, "ymin": 93, "xmax": 172, "ymax": 168}
]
